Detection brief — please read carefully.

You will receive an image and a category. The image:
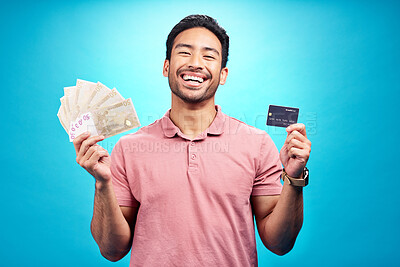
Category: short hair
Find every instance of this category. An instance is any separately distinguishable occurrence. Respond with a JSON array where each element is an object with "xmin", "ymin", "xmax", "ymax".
[{"xmin": 166, "ymin": 14, "xmax": 229, "ymax": 69}]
